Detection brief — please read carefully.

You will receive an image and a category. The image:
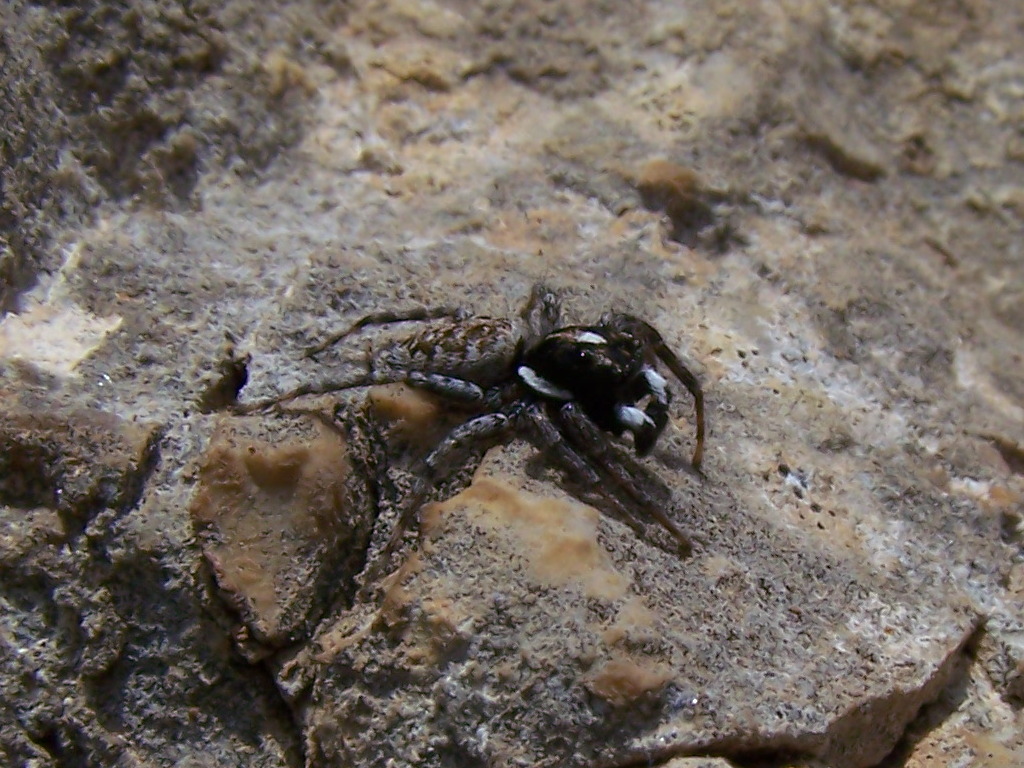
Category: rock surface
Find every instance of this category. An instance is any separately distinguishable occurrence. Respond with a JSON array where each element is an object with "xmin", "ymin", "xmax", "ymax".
[{"xmin": 2, "ymin": 1, "xmax": 1023, "ymax": 766}]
